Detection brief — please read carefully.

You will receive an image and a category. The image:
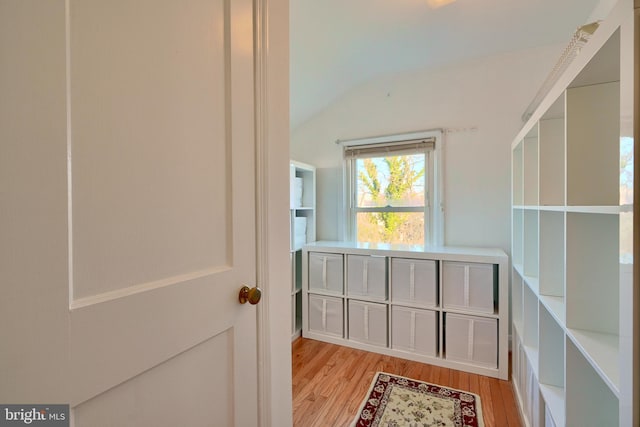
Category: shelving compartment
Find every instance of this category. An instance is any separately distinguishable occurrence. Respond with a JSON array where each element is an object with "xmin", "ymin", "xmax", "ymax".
[
  {"xmin": 538, "ymin": 210, "xmax": 565, "ymax": 325},
  {"xmin": 308, "ymin": 252, "xmax": 344, "ymax": 294},
  {"xmin": 442, "ymin": 261, "xmax": 497, "ymax": 314},
  {"xmin": 293, "ymin": 250, "xmax": 302, "ymax": 292},
  {"xmin": 566, "ymin": 338, "xmax": 619, "ymax": 427},
  {"xmin": 348, "ymin": 300, "xmax": 388, "ymax": 347},
  {"xmin": 513, "ymin": 141, "xmax": 524, "ymax": 206},
  {"xmin": 523, "ymin": 209, "xmax": 539, "ymax": 289},
  {"xmin": 538, "ymin": 93, "xmax": 565, "ymax": 207},
  {"xmin": 390, "ymin": 258, "xmax": 438, "ymax": 307},
  {"xmin": 512, "ymin": 269, "xmax": 524, "ymax": 335},
  {"xmin": 566, "ymin": 32, "xmax": 620, "ymax": 208},
  {"xmin": 290, "ymin": 164, "xmax": 315, "ymax": 209},
  {"xmin": 539, "ymin": 304, "xmax": 566, "ymax": 427},
  {"xmin": 308, "ymin": 294, "xmax": 344, "ymax": 338},
  {"xmin": 523, "ymin": 283, "xmax": 539, "ymax": 373},
  {"xmin": 347, "ymin": 255, "xmax": 388, "ymax": 300},
  {"xmin": 391, "ymin": 306, "xmax": 438, "ymax": 357},
  {"xmin": 523, "ymin": 125, "xmax": 539, "ymax": 206},
  {"xmin": 292, "ymin": 209, "xmax": 315, "ymax": 250},
  {"xmin": 512, "ymin": 208, "xmax": 524, "ymax": 268},
  {"xmin": 444, "ymin": 313, "xmax": 497, "ymax": 369},
  {"xmin": 565, "ymin": 212, "xmax": 619, "ymax": 392}
]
